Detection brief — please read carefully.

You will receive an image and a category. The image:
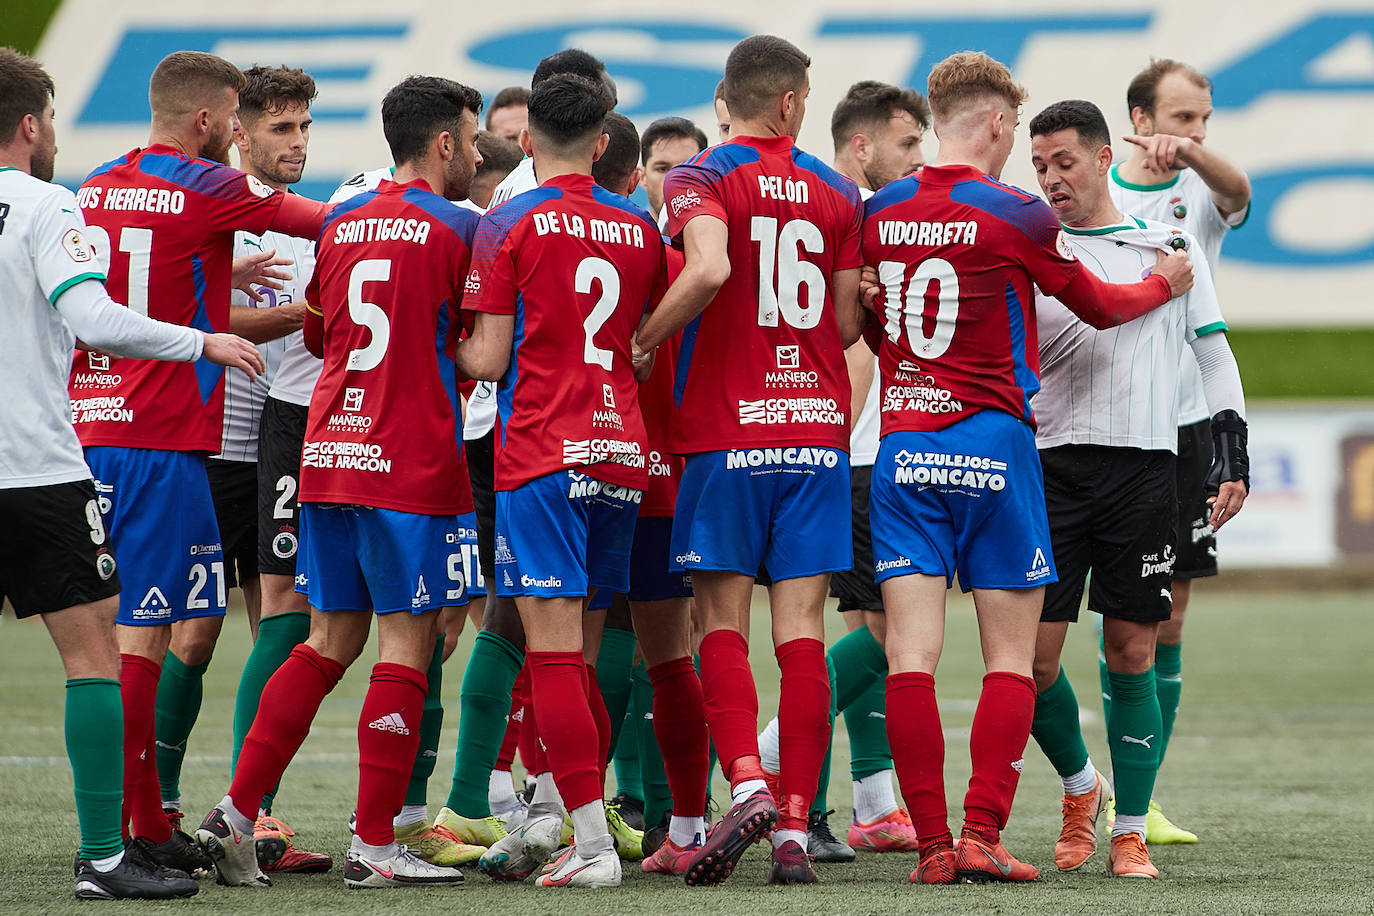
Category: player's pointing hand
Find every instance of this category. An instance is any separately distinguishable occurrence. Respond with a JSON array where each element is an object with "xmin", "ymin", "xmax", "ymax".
[
  {"xmin": 1122, "ymin": 133, "xmax": 1192, "ymax": 174},
  {"xmin": 1152, "ymin": 248, "xmax": 1194, "ymax": 298},
  {"xmin": 201, "ymin": 332, "xmax": 266, "ymax": 378}
]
